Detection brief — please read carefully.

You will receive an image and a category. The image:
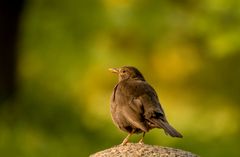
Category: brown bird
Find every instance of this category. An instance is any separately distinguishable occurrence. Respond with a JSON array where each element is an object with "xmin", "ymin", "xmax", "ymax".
[{"xmin": 109, "ymin": 66, "xmax": 182, "ymax": 145}]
